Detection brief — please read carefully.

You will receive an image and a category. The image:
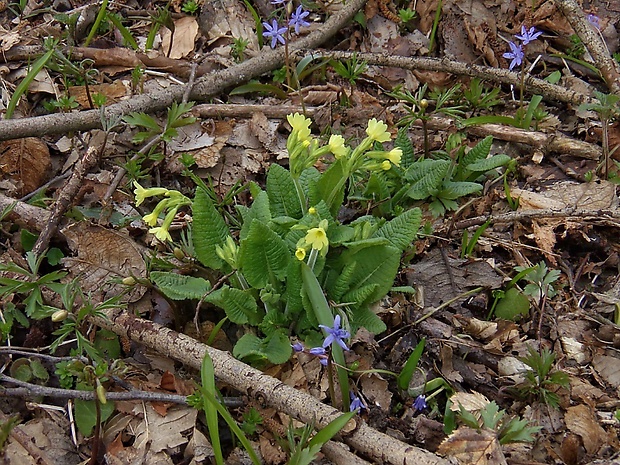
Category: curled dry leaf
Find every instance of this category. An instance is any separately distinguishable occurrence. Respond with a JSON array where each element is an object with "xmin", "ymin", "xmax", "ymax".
[
  {"xmin": 0, "ymin": 137, "xmax": 50, "ymax": 196},
  {"xmin": 61, "ymin": 222, "xmax": 146, "ymax": 303},
  {"xmin": 437, "ymin": 426, "xmax": 507, "ymax": 465}
]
